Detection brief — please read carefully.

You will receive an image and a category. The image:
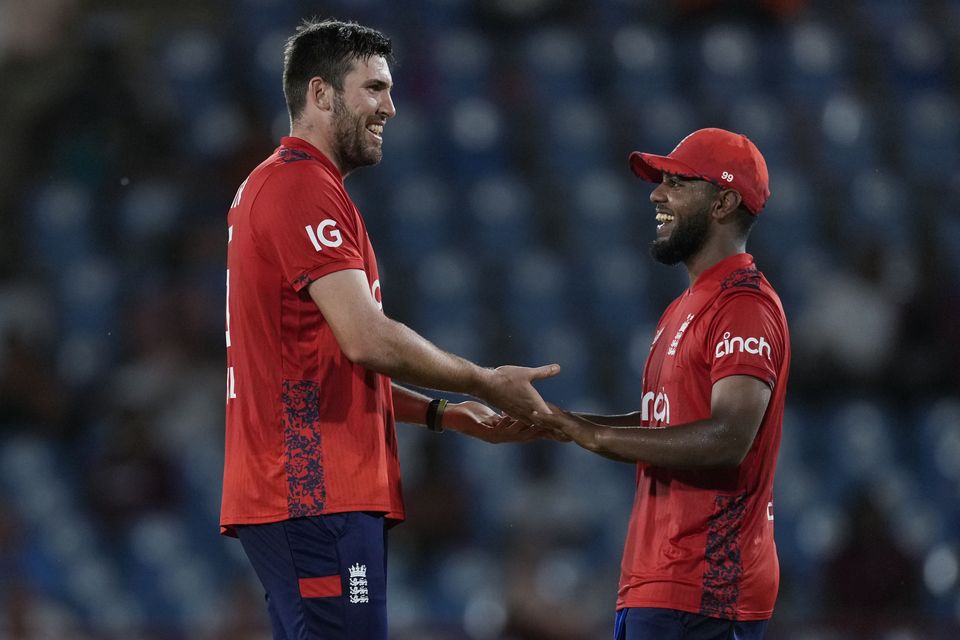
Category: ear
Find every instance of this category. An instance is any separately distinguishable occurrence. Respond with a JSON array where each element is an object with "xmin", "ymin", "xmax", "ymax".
[
  {"xmin": 307, "ymin": 76, "xmax": 334, "ymax": 112},
  {"xmin": 712, "ymin": 189, "xmax": 743, "ymax": 221}
]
